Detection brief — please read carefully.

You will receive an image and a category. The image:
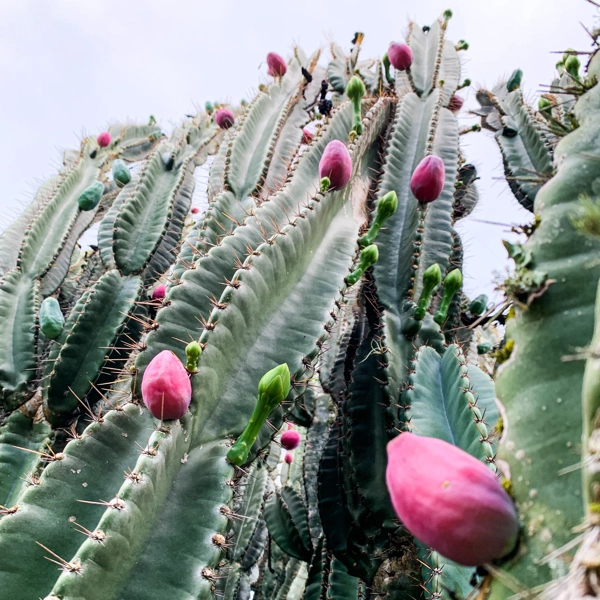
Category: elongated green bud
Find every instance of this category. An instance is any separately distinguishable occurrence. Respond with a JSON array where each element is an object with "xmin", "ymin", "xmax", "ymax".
[
  {"xmin": 565, "ymin": 55, "xmax": 581, "ymax": 79},
  {"xmin": 414, "ymin": 263, "xmax": 442, "ymax": 320},
  {"xmin": 185, "ymin": 341, "xmax": 202, "ymax": 373},
  {"xmin": 359, "ymin": 191, "xmax": 398, "ymax": 246},
  {"xmin": 346, "ymin": 76, "xmax": 365, "ymax": 135},
  {"xmin": 469, "ymin": 294, "xmax": 488, "ymax": 316},
  {"xmin": 538, "ymin": 97, "xmax": 553, "ymax": 114},
  {"xmin": 434, "ymin": 269, "xmax": 463, "ymax": 325},
  {"xmin": 227, "ymin": 364, "xmax": 291, "ymax": 466},
  {"xmin": 457, "ymin": 78, "xmax": 471, "ymax": 90},
  {"xmin": 382, "ymin": 52, "xmax": 394, "ymax": 84},
  {"xmin": 507, "ymin": 69, "xmax": 523, "ymax": 92},
  {"xmin": 346, "ymin": 244, "xmax": 379, "ymax": 286}
]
